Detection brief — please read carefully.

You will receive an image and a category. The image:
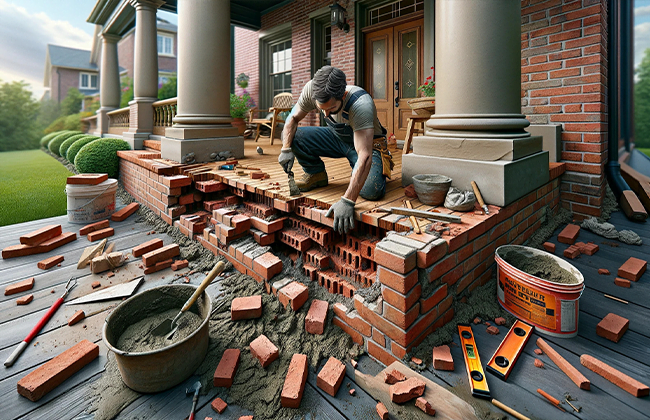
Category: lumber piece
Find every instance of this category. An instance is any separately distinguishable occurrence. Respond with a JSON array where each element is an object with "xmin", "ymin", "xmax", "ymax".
[
  {"xmin": 90, "ymin": 252, "xmax": 125, "ymax": 274},
  {"xmin": 536, "ymin": 337, "xmax": 590, "ymax": 390},
  {"xmin": 389, "ymin": 207, "xmax": 462, "ymax": 223},
  {"xmin": 20, "ymin": 225, "xmax": 62, "ymax": 246},
  {"xmin": 580, "ymin": 354, "xmax": 649, "ymax": 397},
  {"xmin": 404, "ymin": 200, "xmax": 421, "ymax": 233},
  {"xmin": 77, "ymin": 238, "xmax": 107, "ymax": 268}
]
